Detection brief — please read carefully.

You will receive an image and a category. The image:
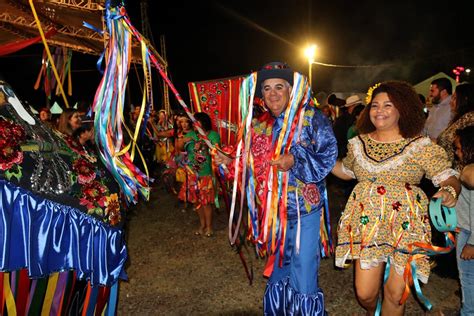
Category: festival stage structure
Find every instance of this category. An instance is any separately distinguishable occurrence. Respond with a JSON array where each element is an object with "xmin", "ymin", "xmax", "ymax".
[{"xmin": 0, "ymin": 0, "xmax": 167, "ymax": 64}]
